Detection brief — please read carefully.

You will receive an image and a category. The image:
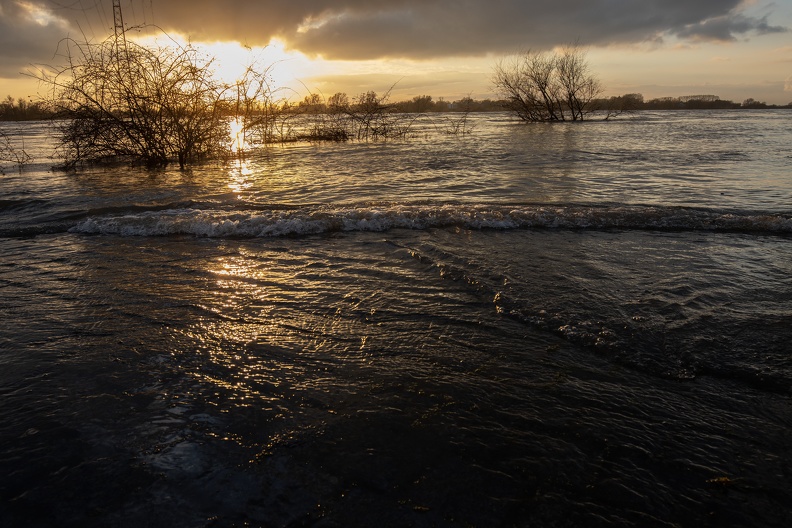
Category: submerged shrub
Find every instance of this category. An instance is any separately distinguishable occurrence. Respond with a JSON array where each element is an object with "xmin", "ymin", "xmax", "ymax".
[
  {"xmin": 493, "ymin": 45, "xmax": 602, "ymax": 122},
  {"xmin": 34, "ymin": 34, "xmax": 231, "ymax": 169},
  {"xmin": 0, "ymin": 130, "xmax": 31, "ymax": 173}
]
